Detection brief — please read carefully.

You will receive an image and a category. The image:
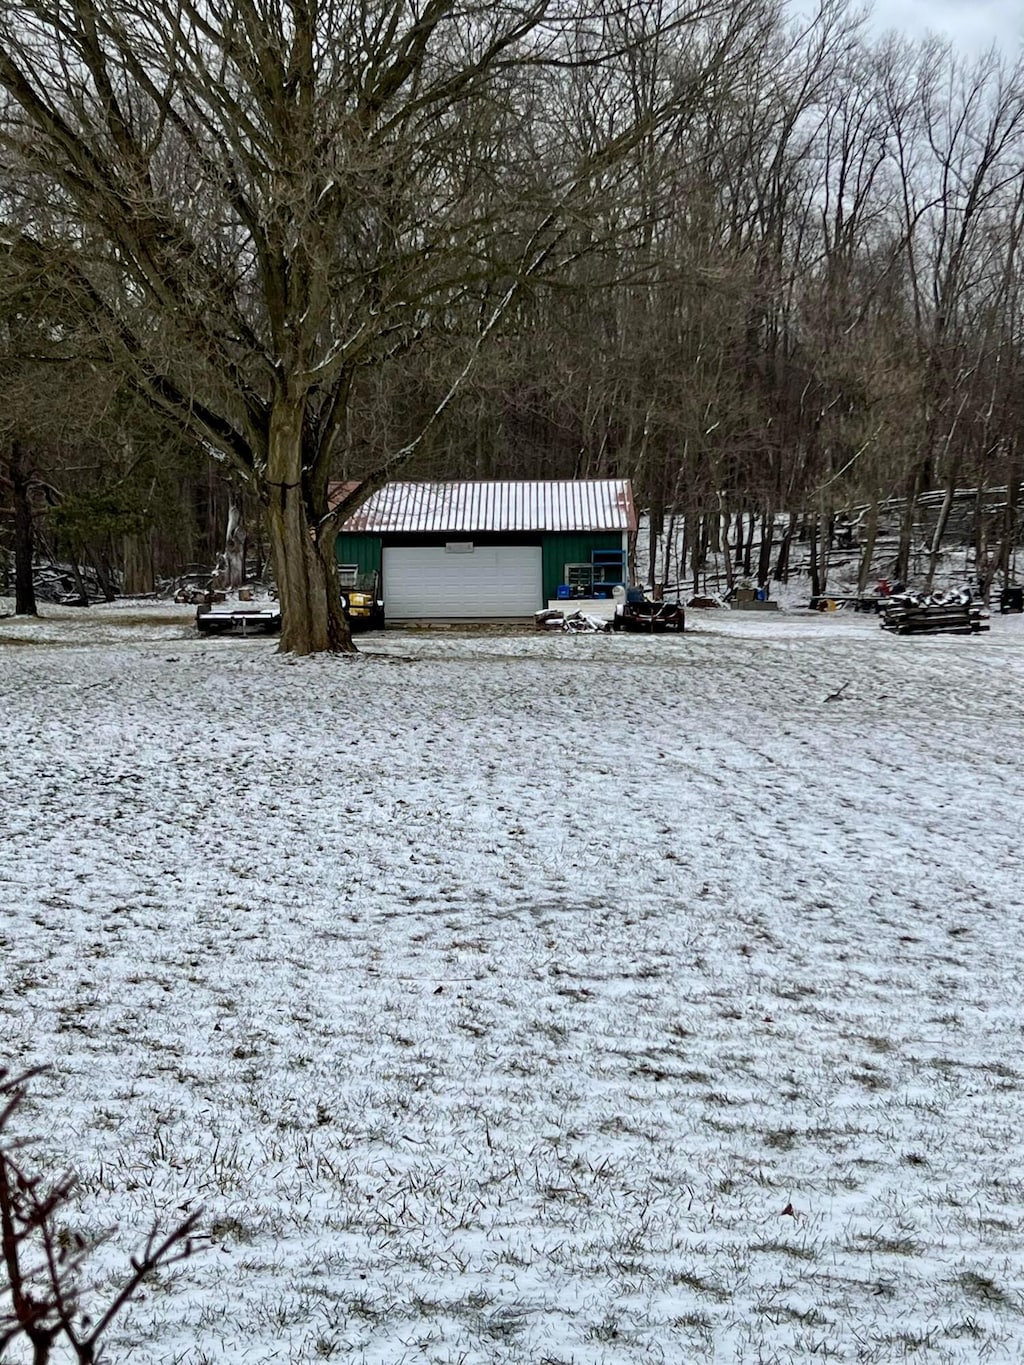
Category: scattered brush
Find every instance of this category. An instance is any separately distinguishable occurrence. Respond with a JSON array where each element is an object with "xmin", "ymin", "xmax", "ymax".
[{"xmin": 0, "ymin": 1066, "xmax": 202, "ymax": 1364}]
